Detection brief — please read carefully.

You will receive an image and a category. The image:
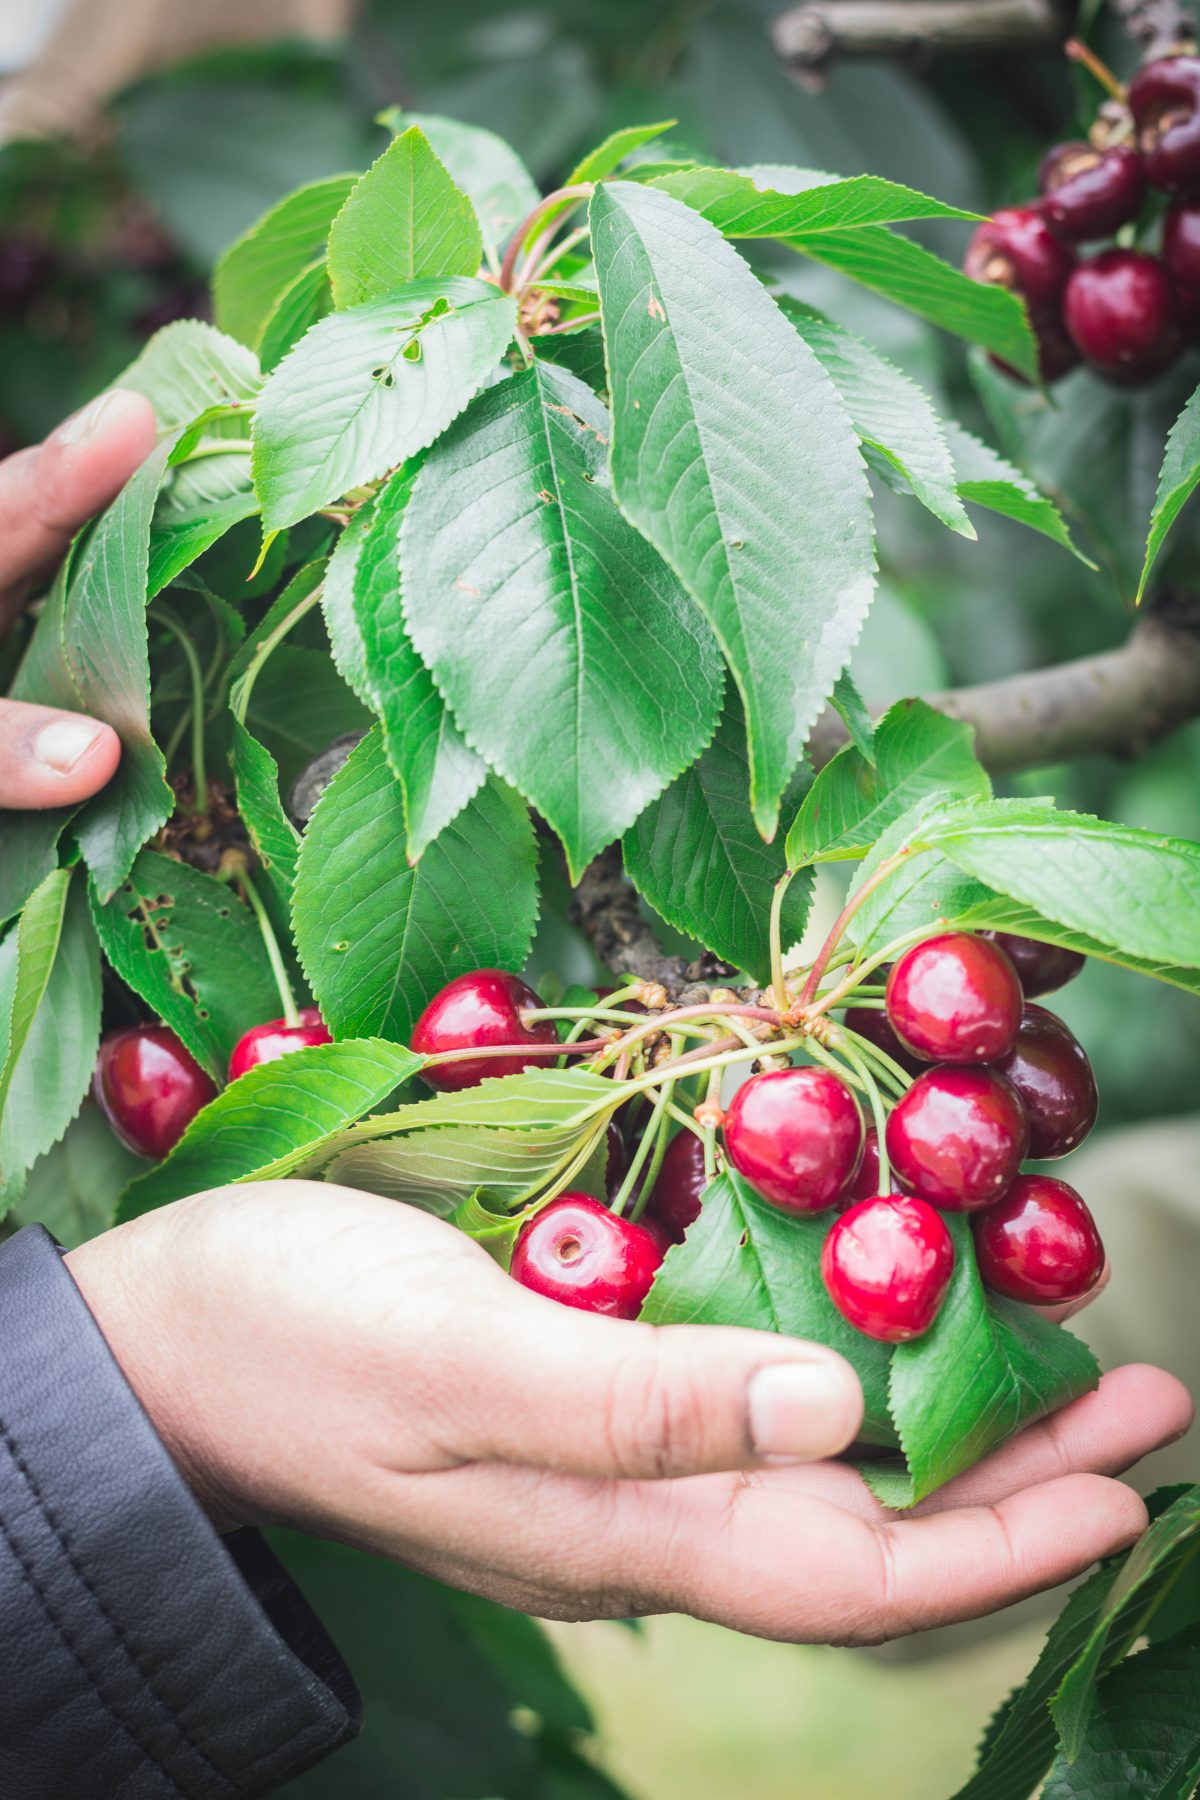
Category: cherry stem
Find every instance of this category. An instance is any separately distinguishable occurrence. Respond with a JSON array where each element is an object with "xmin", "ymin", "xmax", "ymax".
[
  {"xmin": 500, "ymin": 186, "xmax": 595, "ymax": 294},
  {"xmin": 768, "ymin": 871, "xmax": 794, "ymax": 1014},
  {"xmin": 152, "ymin": 605, "xmax": 207, "ymax": 812},
  {"xmin": 837, "ymin": 1025, "xmax": 910, "ymax": 1097},
  {"xmin": 701, "ymin": 1064, "xmax": 723, "ymax": 1180},
  {"xmin": 1065, "ymin": 36, "xmax": 1126, "ymax": 102},
  {"xmin": 834, "ymin": 1036, "xmax": 892, "ymax": 1194},
  {"xmin": 538, "ymin": 311, "xmax": 602, "ymax": 336},
  {"xmin": 238, "ymin": 873, "xmax": 300, "ymax": 1027},
  {"xmin": 590, "ymin": 1001, "xmax": 779, "ymax": 1073},
  {"xmin": 664, "ymin": 1098, "xmax": 706, "ymax": 1141},
  {"xmin": 231, "ymin": 581, "xmax": 325, "ymax": 726},
  {"xmin": 529, "ymin": 223, "xmax": 591, "ymax": 285},
  {"xmin": 797, "ymin": 850, "xmax": 914, "ymax": 1009},
  {"xmin": 613, "ymin": 1064, "xmax": 676, "ymax": 1218},
  {"xmin": 808, "ymin": 924, "xmax": 933, "ymax": 1018},
  {"xmin": 429, "ymin": 1037, "xmax": 610, "ymax": 1069}
]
